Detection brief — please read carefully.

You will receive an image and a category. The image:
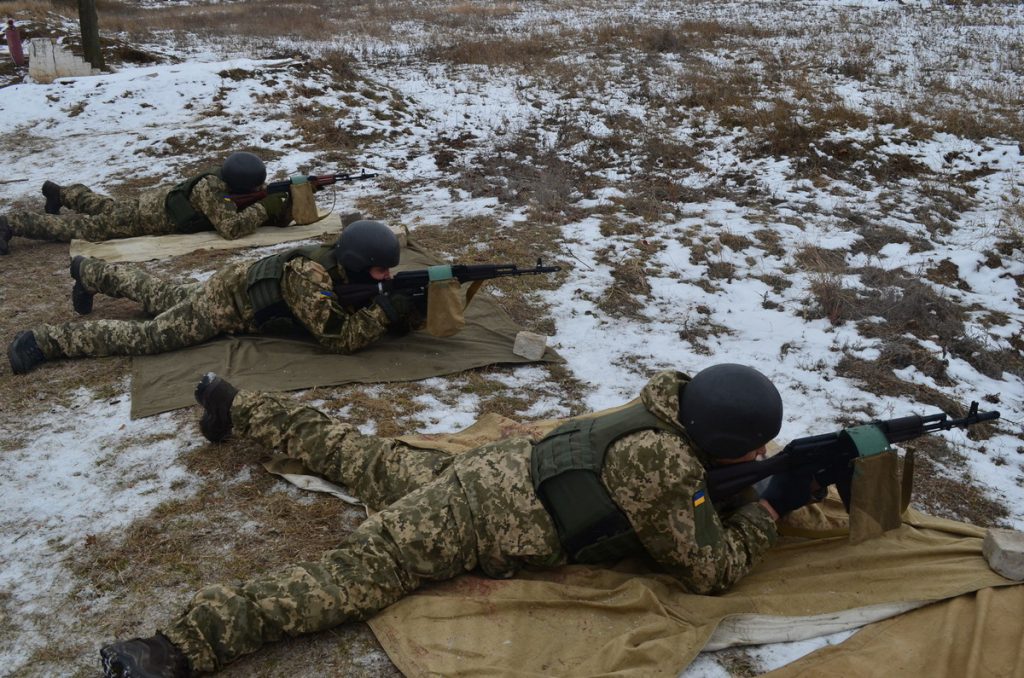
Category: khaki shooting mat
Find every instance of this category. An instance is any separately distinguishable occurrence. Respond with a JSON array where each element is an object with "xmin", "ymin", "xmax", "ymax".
[
  {"xmin": 368, "ymin": 501, "xmax": 1019, "ymax": 678},
  {"xmin": 69, "ymin": 210, "xmax": 360, "ymax": 263},
  {"xmin": 129, "ymin": 243, "xmax": 560, "ymax": 418},
  {"xmin": 763, "ymin": 584, "xmax": 1024, "ymax": 678},
  {"xmin": 353, "ymin": 413, "xmax": 1022, "ymax": 678}
]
